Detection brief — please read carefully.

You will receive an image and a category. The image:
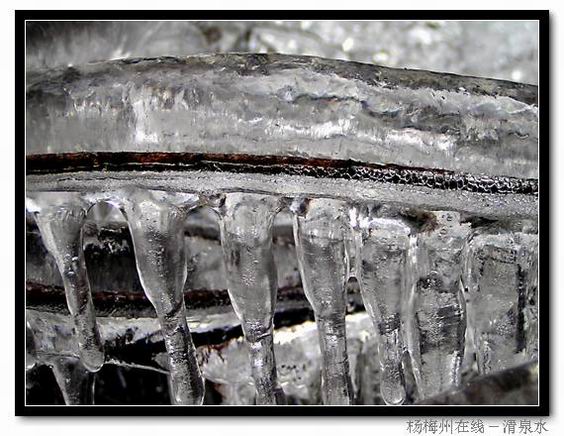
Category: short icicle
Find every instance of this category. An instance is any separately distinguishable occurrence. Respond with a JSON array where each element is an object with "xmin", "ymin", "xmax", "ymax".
[
  {"xmin": 118, "ymin": 189, "xmax": 204, "ymax": 405},
  {"xmin": 29, "ymin": 193, "xmax": 105, "ymax": 372},
  {"xmin": 351, "ymin": 204, "xmax": 411, "ymax": 405},
  {"xmin": 407, "ymin": 211, "xmax": 470, "ymax": 400},
  {"xmin": 216, "ymin": 193, "xmax": 286, "ymax": 405},
  {"xmin": 291, "ymin": 198, "xmax": 354, "ymax": 405},
  {"xmin": 464, "ymin": 226, "xmax": 539, "ymax": 374}
]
